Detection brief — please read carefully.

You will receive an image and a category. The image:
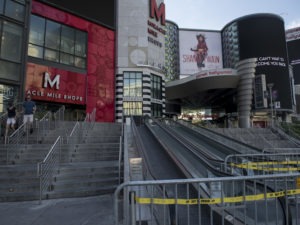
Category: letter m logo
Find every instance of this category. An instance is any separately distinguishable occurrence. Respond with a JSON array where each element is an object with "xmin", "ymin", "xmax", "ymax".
[
  {"xmin": 43, "ymin": 72, "xmax": 60, "ymax": 90},
  {"xmin": 150, "ymin": 0, "xmax": 165, "ymax": 25}
]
